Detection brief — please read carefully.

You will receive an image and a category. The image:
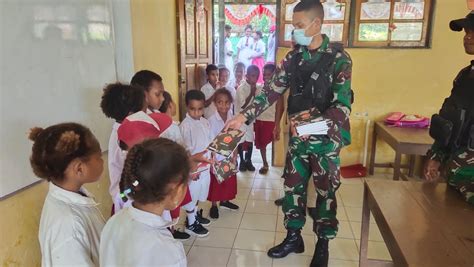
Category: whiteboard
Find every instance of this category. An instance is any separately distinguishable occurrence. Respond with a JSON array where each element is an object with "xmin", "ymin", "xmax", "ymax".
[{"xmin": 0, "ymin": 0, "xmax": 133, "ymax": 198}]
